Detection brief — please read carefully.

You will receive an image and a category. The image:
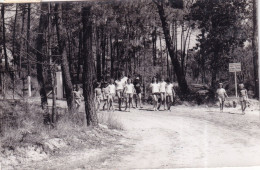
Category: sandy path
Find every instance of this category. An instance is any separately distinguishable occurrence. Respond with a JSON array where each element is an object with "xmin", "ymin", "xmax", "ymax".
[
  {"xmin": 101, "ymin": 106, "xmax": 260, "ymax": 169},
  {"xmin": 16, "ymin": 100, "xmax": 260, "ymax": 169}
]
